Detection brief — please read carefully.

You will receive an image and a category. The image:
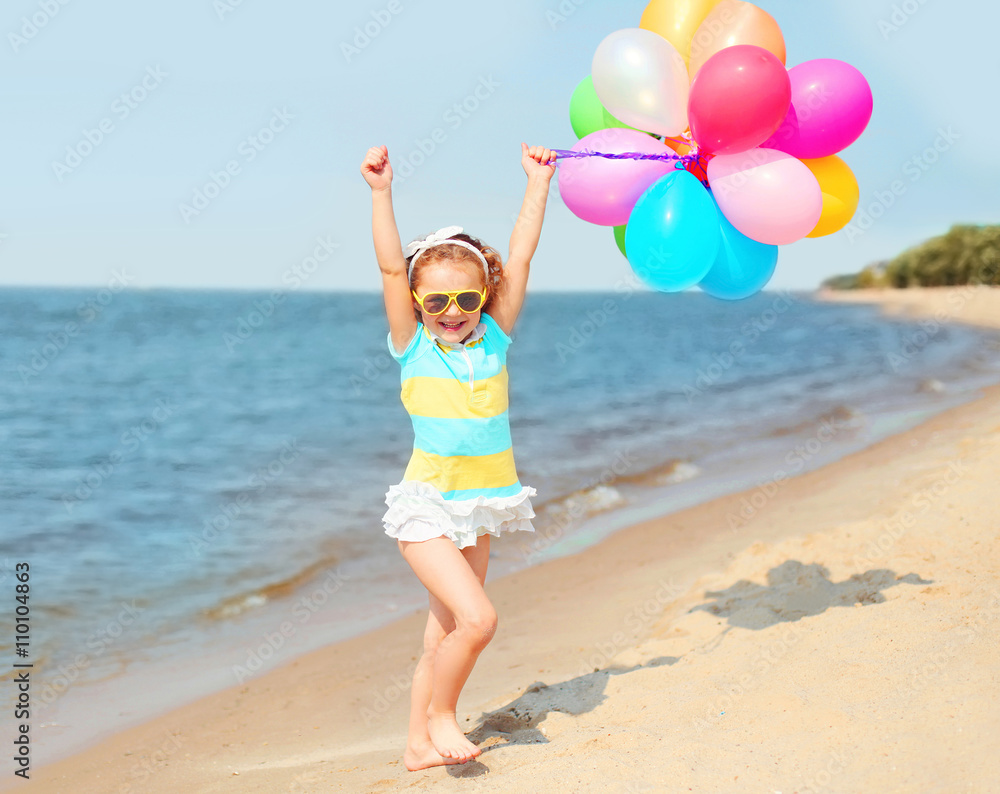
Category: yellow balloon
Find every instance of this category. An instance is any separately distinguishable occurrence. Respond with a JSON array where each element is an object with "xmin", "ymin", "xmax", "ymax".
[
  {"xmin": 640, "ymin": 0, "xmax": 722, "ymax": 65},
  {"xmin": 801, "ymin": 156, "xmax": 860, "ymax": 238}
]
